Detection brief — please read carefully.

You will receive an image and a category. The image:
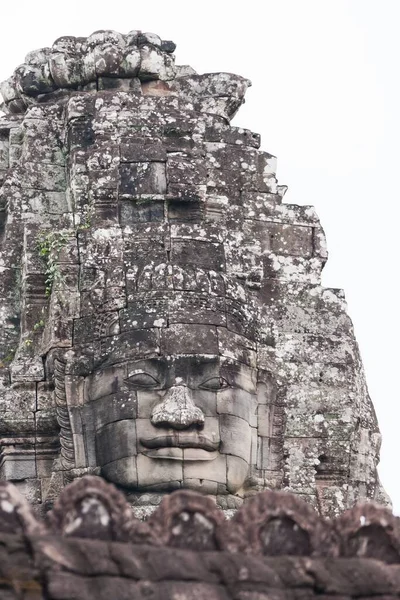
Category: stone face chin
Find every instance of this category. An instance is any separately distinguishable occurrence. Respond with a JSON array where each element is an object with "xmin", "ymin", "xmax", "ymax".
[{"xmin": 0, "ymin": 29, "xmax": 389, "ymax": 518}]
